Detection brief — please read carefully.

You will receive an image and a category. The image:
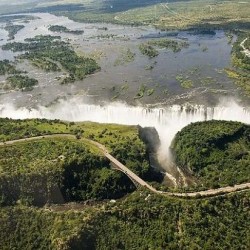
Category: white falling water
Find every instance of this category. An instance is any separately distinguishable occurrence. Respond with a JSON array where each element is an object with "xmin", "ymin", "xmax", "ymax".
[{"xmin": 0, "ymin": 98, "xmax": 250, "ymax": 167}]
